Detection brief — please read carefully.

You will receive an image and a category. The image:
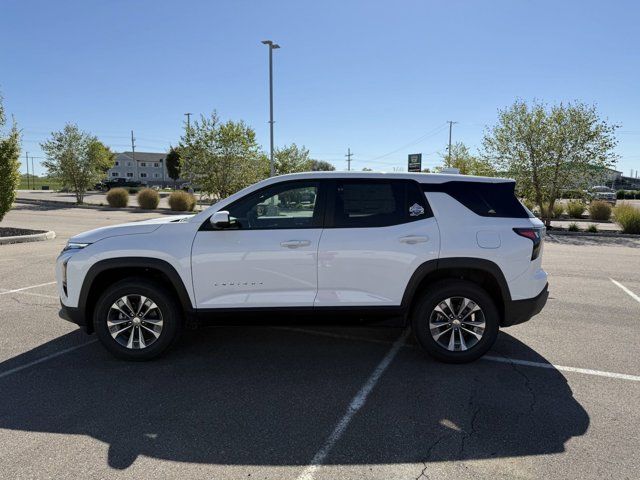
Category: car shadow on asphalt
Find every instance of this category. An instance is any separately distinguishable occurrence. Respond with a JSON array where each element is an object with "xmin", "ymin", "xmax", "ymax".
[{"xmin": 0, "ymin": 327, "xmax": 589, "ymax": 470}]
